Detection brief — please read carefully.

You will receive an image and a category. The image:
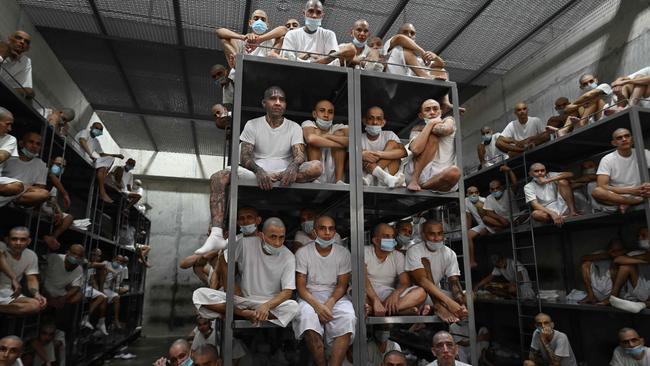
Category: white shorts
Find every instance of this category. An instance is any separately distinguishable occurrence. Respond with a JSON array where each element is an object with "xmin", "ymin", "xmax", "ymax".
[
  {"xmin": 628, "ymin": 277, "xmax": 650, "ymax": 302},
  {"xmin": 293, "ymin": 290, "xmax": 356, "ymax": 345},
  {"xmin": 544, "ymin": 196, "xmax": 568, "ymax": 216},
  {"xmin": 85, "ymin": 286, "xmax": 107, "ymax": 300},
  {"xmin": 192, "ymin": 288, "xmax": 298, "ymax": 327},
  {"xmin": 103, "ymin": 289, "xmax": 119, "ymax": 303},
  {"xmin": 95, "ymin": 156, "xmax": 115, "ymax": 169},
  {"xmin": 41, "ymin": 203, "xmax": 70, "ymax": 219},
  {"xmin": 590, "ymin": 266, "xmax": 612, "ymax": 301},
  {"xmin": 223, "ymin": 166, "xmax": 259, "ymax": 181},
  {"xmin": 404, "ymin": 161, "xmax": 459, "ymax": 192},
  {"xmin": 470, "ymin": 223, "xmax": 495, "ymax": 234},
  {"xmin": 374, "ymin": 285, "xmax": 418, "ymax": 302},
  {"xmin": 0, "ymin": 288, "xmax": 24, "ymax": 305}
]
